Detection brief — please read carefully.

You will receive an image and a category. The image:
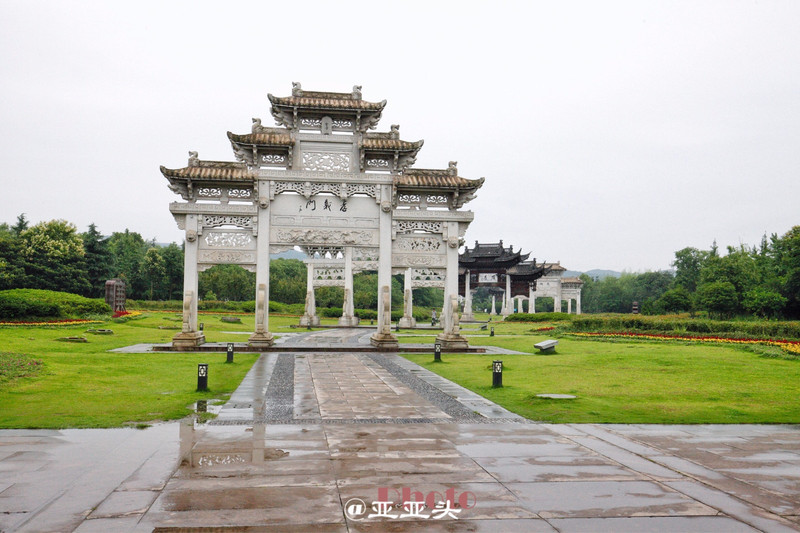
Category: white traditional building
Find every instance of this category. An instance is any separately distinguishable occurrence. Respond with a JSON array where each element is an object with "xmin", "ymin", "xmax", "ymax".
[
  {"xmin": 161, "ymin": 84, "xmax": 483, "ymax": 349},
  {"xmin": 529, "ymin": 263, "xmax": 584, "ymax": 314}
]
